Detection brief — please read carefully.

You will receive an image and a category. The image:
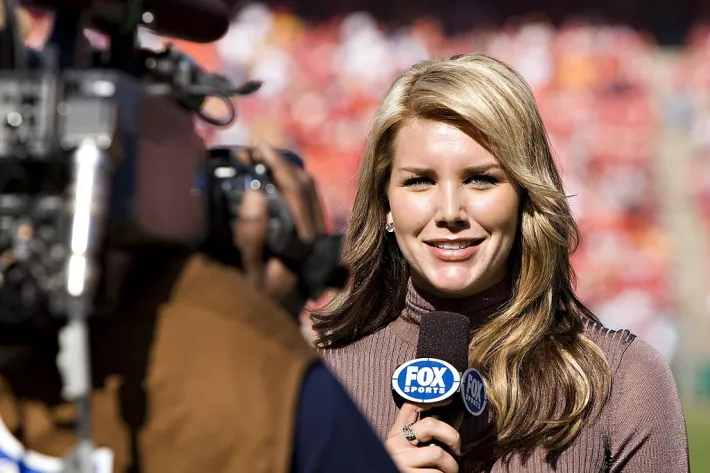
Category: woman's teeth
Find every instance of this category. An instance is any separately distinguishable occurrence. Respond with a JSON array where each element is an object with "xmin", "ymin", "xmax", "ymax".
[{"xmin": 433, "ymin": 241, "xmax": 473, "ymax": 250}]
